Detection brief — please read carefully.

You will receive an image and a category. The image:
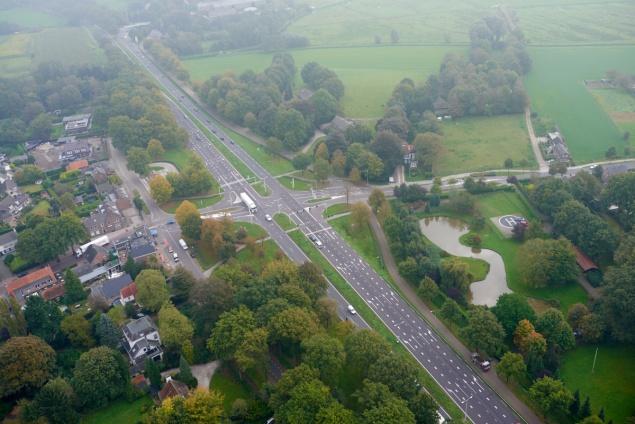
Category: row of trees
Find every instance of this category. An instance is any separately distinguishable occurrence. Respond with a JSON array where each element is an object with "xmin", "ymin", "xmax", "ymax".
[{"xmin": 143, "ymin": 39, "xmax": 190, "ymax": 82}]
